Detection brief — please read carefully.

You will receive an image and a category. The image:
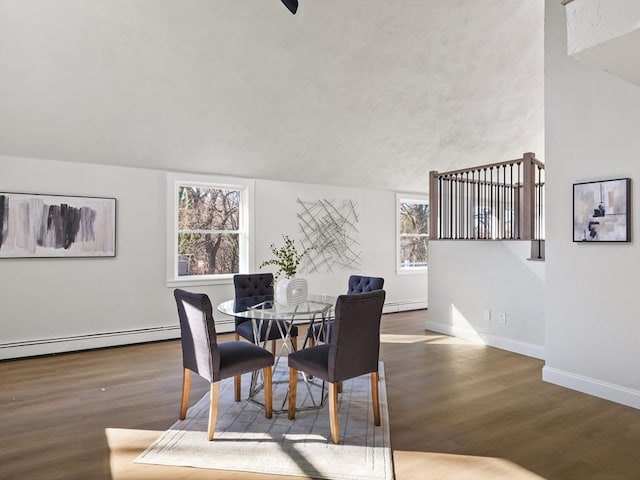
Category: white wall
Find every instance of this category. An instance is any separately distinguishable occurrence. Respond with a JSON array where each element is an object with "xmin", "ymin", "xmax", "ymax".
[
  {"xmin": 544, "ymin": 1, "xmax": 640, "ymax": 409},
  {"xmin": 427, "ymin": 241, "xmax": 545, "ymax": 359},
  {"xmin": 566, "ymin": 0, "xmax": 640, "ymax": 55},
  {"xmin": 565, "ymin": 0, "xmax": 640, "ymax": 88},
  {"xmin": 0, "ymin": 156, "xmax": 183, "ymax": 357},
  {"xmin": 0, "ymin": 155, "xmax": 426, "ymax": 359},
  {"xmin": 254, "ymin": 180, "xmax": 426, "ymax": 309}
]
